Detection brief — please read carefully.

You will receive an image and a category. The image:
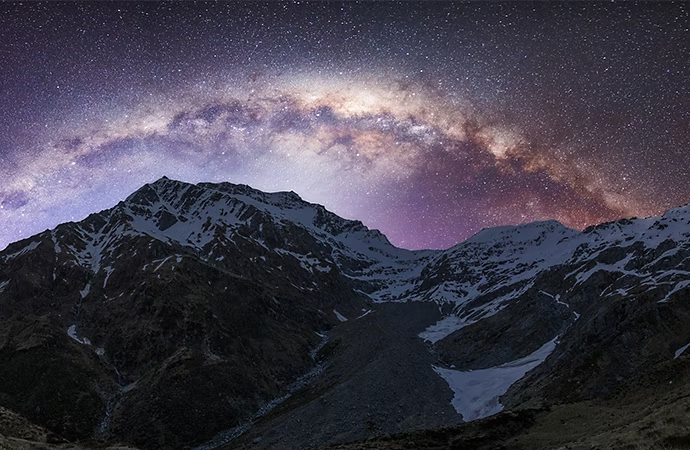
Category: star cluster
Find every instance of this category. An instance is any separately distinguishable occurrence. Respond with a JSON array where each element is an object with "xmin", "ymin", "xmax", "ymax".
[{"xmin": 1, "ymin": 2, "xmax": 689, "ymax": 250}]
